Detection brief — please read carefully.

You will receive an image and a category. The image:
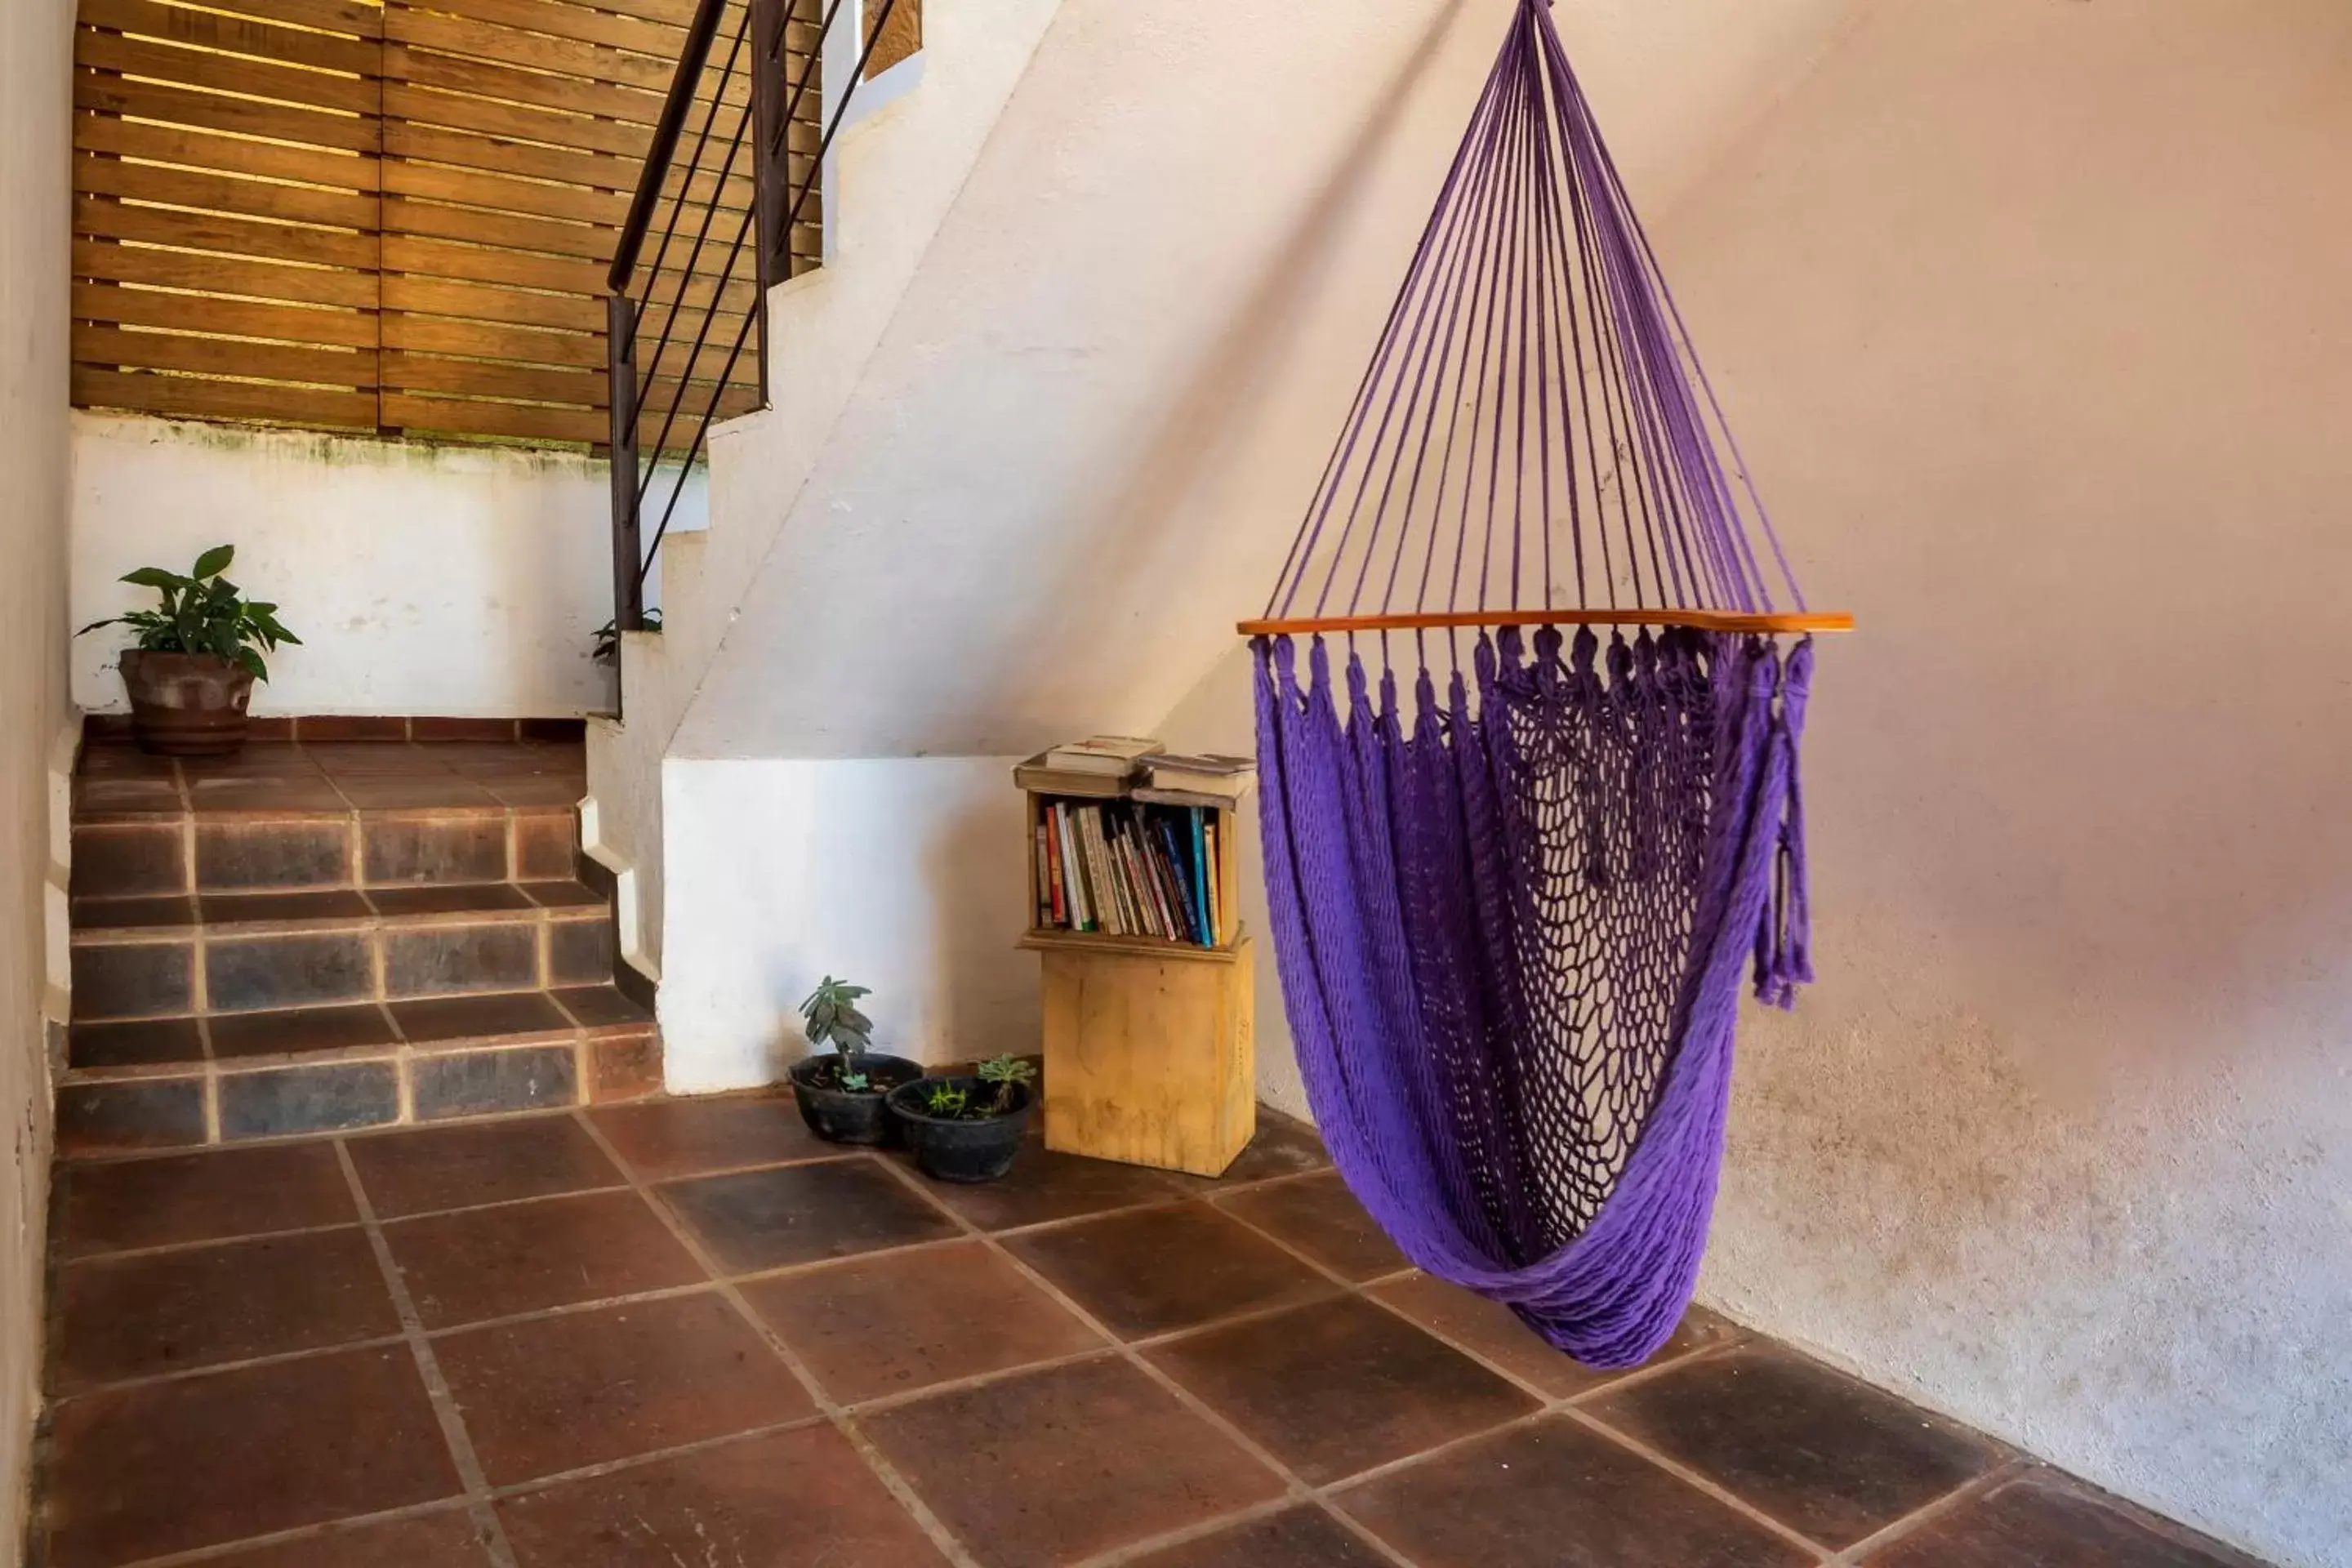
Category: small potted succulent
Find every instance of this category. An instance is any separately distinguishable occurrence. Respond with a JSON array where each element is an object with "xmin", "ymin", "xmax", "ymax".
[
  {"xmin": 78, "ymin": 546, "xmax": 299, "ymax": 756},
  {"xmin": 786, "ymin": 976, "xmax": 922, "ymax": 1145},
  {"xmin": 889, "ymin": 1054, "xmax": 1039, "ymax": 1183}
]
